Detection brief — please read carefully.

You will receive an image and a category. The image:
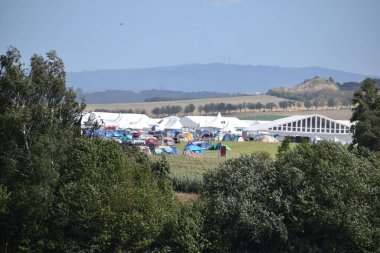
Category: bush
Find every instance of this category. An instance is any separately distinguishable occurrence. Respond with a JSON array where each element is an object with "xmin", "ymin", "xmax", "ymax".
[
  {"xmin": 153, "ymin": 202, "xmax": 207, "ymax": 252},
  {"xmin": 201, "ymin": 143, "xmax": 380, "ymax": 252},
  {"xmin": 172, "ymin": 175, "xmax": 203, "ymax": 193},
  {"xmin": 49, "ymin": 139, "xmax": 177, "ymax": 252}
]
